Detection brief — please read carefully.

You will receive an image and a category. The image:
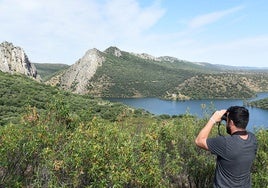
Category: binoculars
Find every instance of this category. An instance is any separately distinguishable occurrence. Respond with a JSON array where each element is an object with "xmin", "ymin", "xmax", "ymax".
[{"xmin": 221, "ymin": 112, "xmax": 227, "ymax": 121}]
